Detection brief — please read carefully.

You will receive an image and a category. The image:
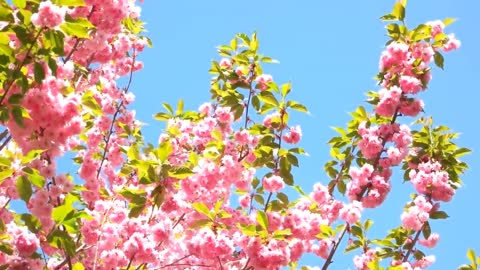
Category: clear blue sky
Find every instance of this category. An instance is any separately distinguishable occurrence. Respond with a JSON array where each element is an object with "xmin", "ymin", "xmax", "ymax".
[{"xmin": 130, "ymin": 1, "xmax": 480, "ymax": 269}]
